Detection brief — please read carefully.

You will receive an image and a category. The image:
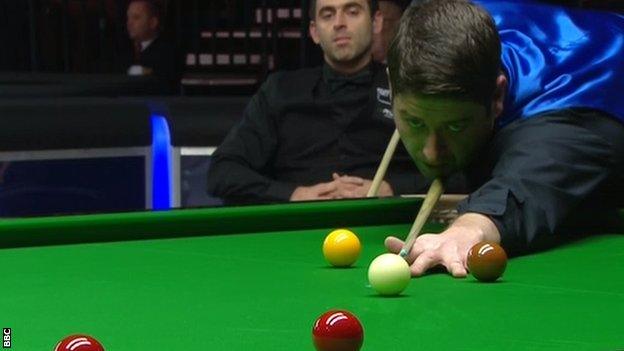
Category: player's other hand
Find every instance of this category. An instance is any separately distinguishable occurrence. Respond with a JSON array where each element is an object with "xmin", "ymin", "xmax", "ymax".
[
  {"xmin": 384, "ymin": 213, "xmax": 501, "ymax": 278},
  {"xmin": 290, "ymin": 182, "xmax": 338, "ymax": 201},
  {"xmin": 332, "ymin": 173, "xmax": 393, "ymax": 198}
]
